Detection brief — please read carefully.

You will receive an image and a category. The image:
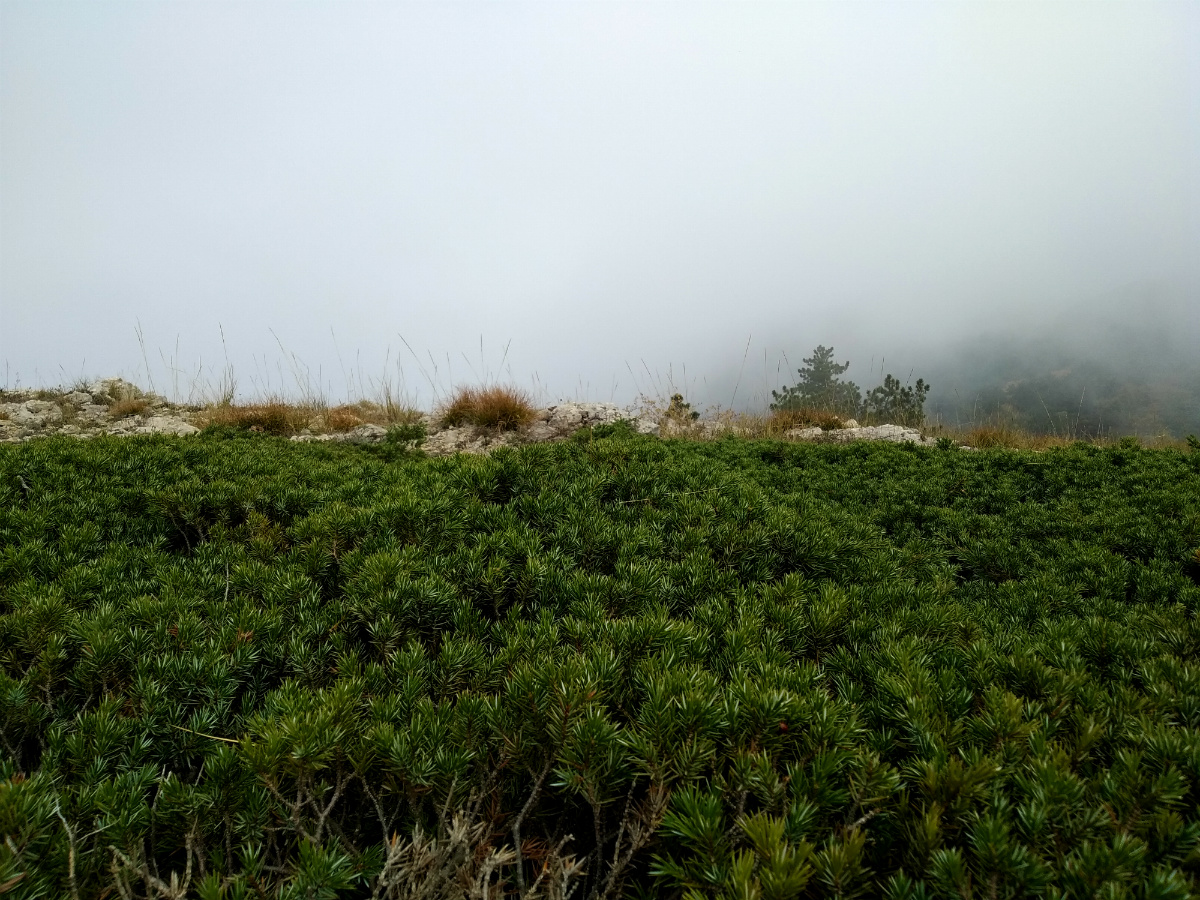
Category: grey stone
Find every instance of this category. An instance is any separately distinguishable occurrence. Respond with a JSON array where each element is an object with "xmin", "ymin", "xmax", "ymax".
[
  {"xmin": 291, "ymin": 423, "xmax": 387, "ymax": 444},
  {"xmin": 825, "ymin": 424, "xmax": 934, "ymax": 445},
  {"xmin": 11, "ymin": 400, "xmax": 63, "ymax": 427},
  {"xmin": 135, "ymin": 416, "xmax": 200, "ymax": 436},
  {"xmin": 418, "ymin": 402, "xmax": 662, "ymax": 457},
  {"xmin": 339, "ymin": 423, "xmax": 387, "ymax": 443},
  {"xmin": 422, "ymin": 425, "xmax": 524, "ymax": 457},
  {"xmin": 77, "ymin": 404, "xmax": 110, "ymax": 422},
  {"xmin": 786, "ymin": 426, "xmax": 825, "ymax": 439},
  {"xmin": 86, "ymin": 377, "xmax": 144, "ymax": 405}
]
